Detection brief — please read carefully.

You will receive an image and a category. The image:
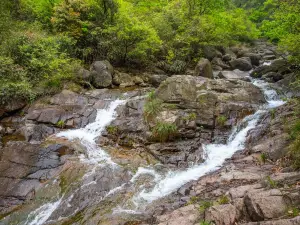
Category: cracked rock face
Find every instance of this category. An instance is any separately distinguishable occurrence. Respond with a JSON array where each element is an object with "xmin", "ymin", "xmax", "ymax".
[{"xmin": 0, "ymin": 141, "xmax": 71, "ymax": 215}]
